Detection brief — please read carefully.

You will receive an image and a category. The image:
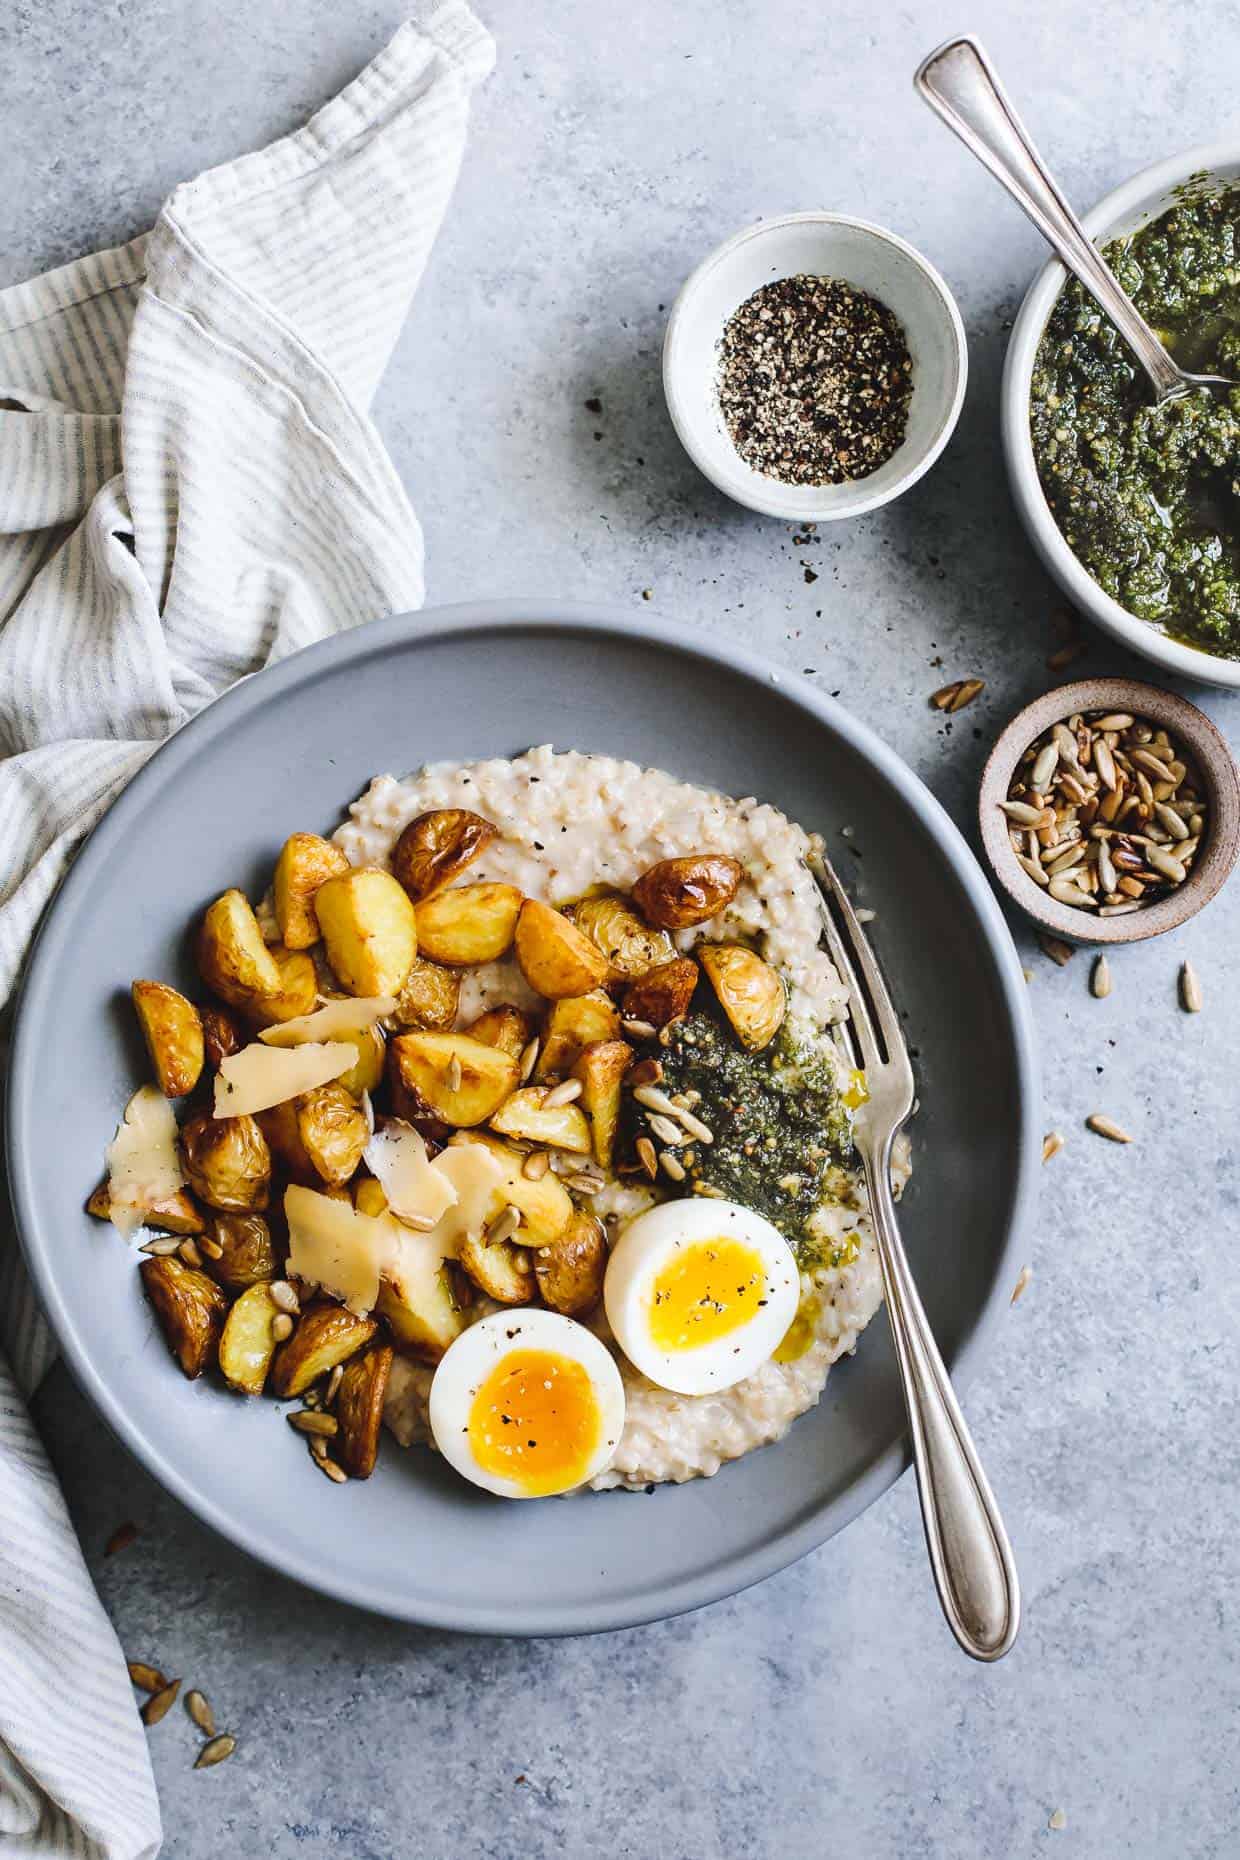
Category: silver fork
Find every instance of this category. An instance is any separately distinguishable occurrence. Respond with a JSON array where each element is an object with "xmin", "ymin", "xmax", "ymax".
[{"xmin": 809, "ymin": 850, "xmax": 1020, "ymax": 1661}]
